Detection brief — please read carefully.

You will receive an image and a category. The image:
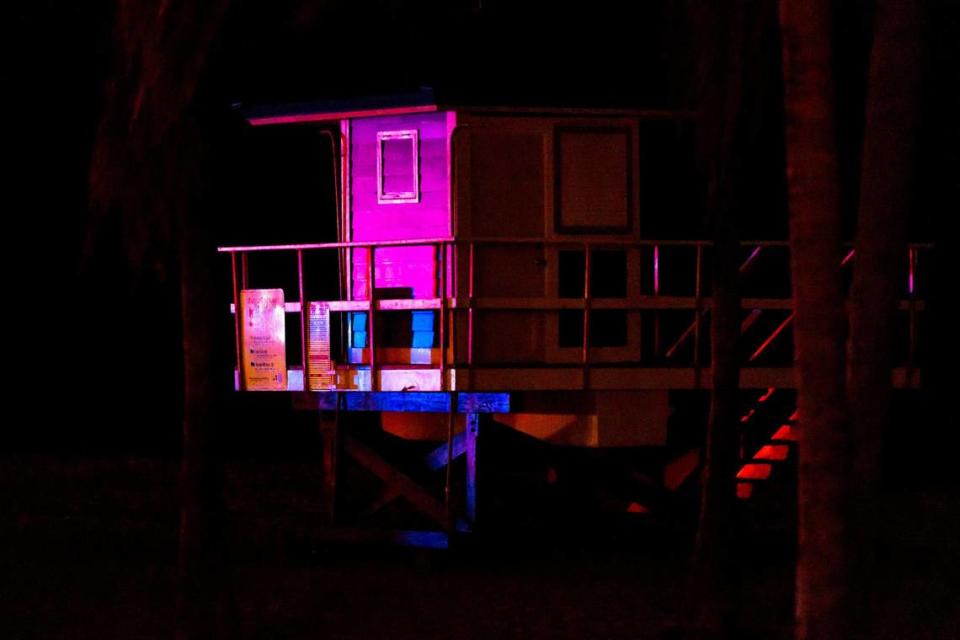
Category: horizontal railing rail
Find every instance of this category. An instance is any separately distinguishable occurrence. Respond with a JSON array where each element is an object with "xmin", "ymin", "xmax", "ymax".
[{"xmin": 220, "ymin": 237, "xmax": 932, "ymax": 392}]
